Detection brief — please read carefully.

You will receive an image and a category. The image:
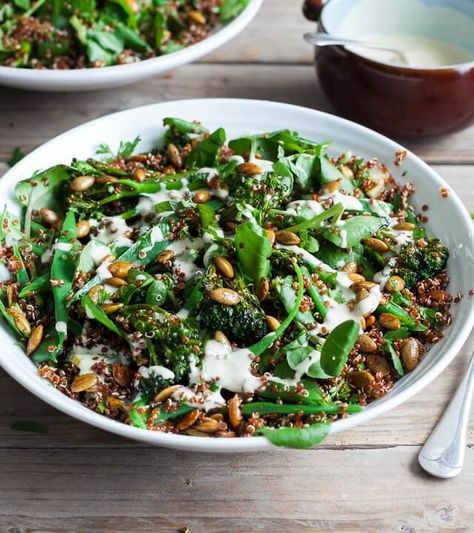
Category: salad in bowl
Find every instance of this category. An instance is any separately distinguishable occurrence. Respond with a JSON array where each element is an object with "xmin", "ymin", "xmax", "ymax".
[{"xmin": 0, "ymin": 115, "xmax": 454, "ymax": 448}]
